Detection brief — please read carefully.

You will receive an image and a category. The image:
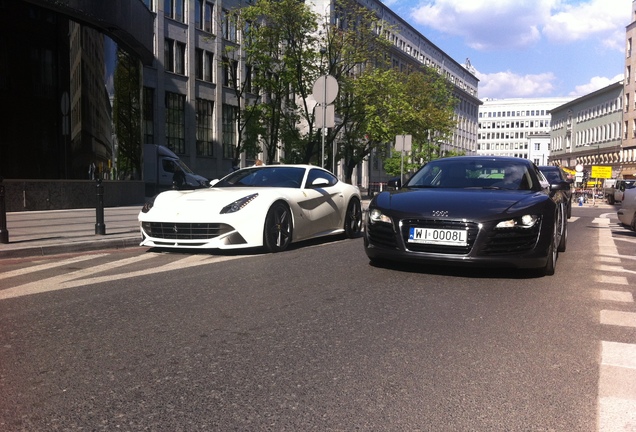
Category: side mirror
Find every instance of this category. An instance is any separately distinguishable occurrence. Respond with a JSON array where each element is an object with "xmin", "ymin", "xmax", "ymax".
[
  {"xmin": 209, "ymin": 179, "xmax": 220, "ymax": 187},
  {"xmin": 387, "ymin": 178, "xmax": 401, "ymax": 189},
  {"xmin": 550, "ymin": 181, "xmax": 570, "ymax": 191},
  {"xmin": 311, "ymin": 178, "xmax": 330, "ymax": 187}
]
